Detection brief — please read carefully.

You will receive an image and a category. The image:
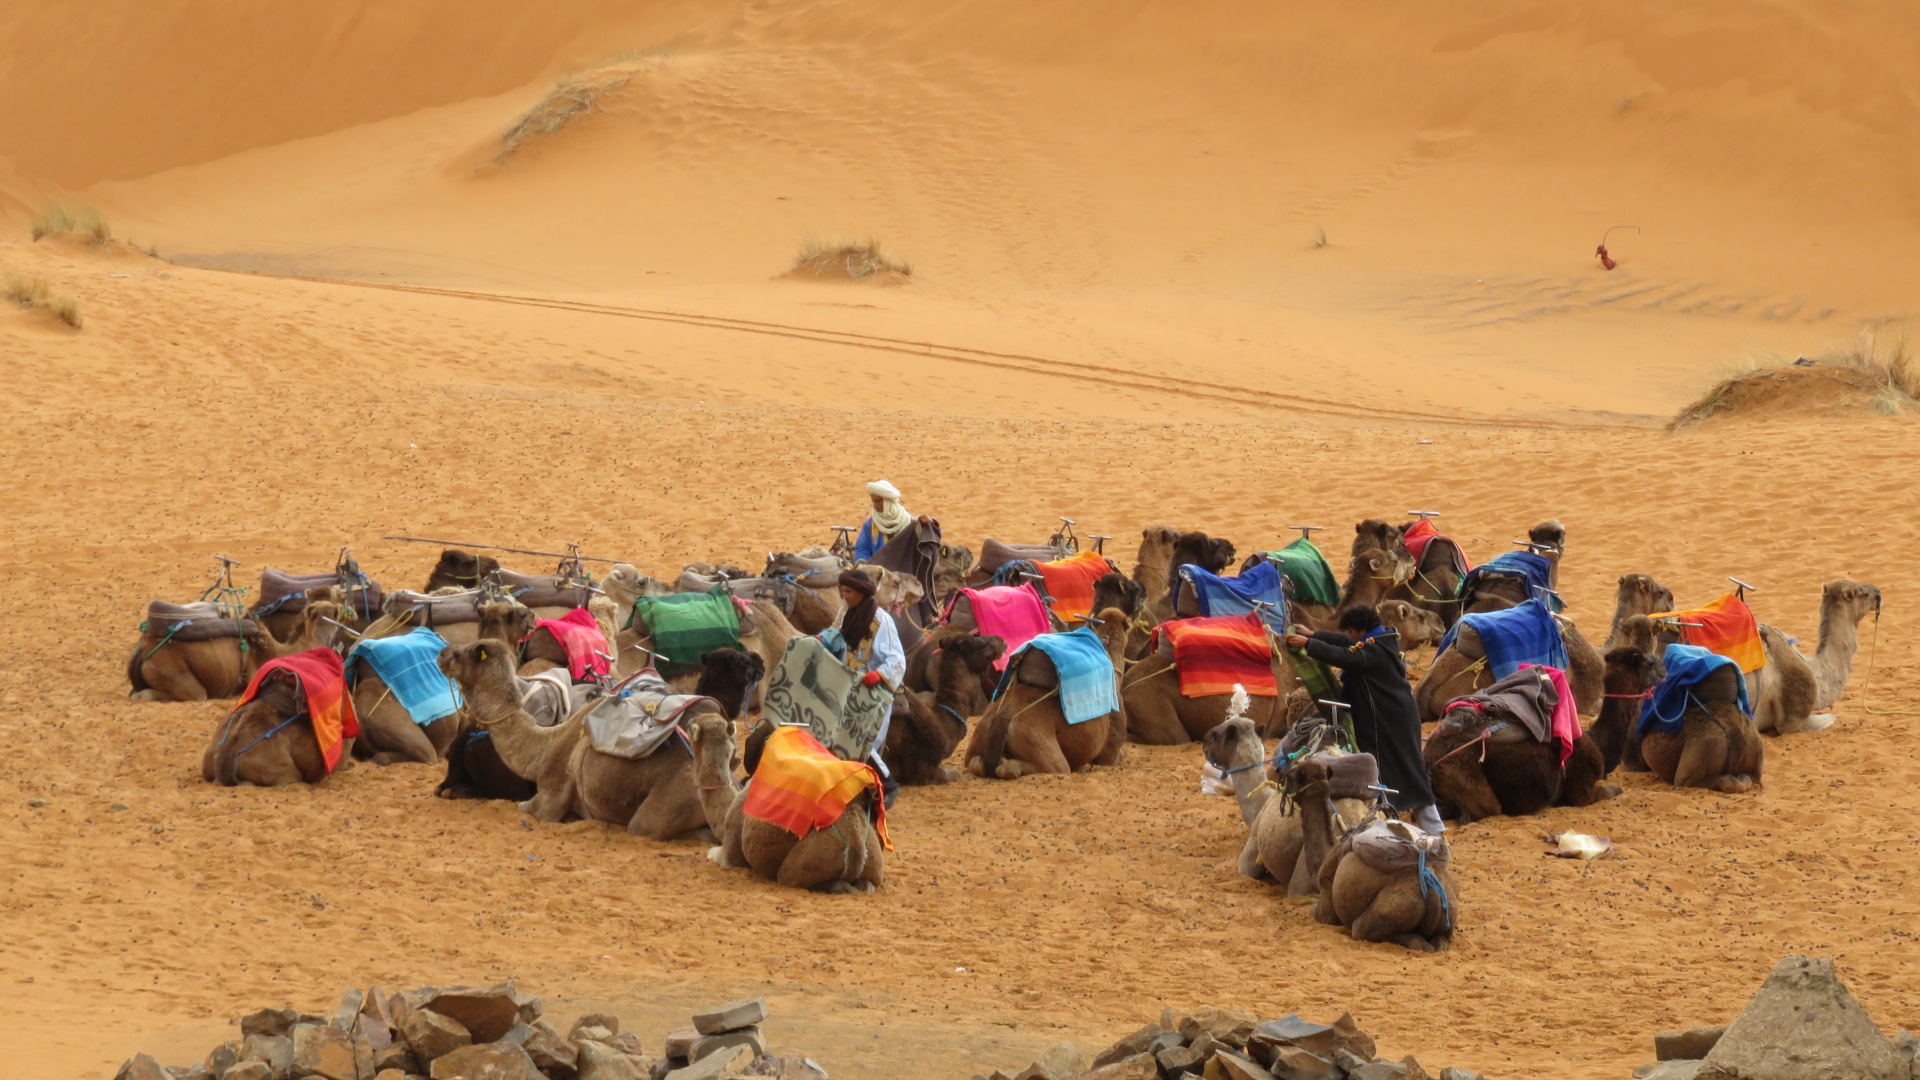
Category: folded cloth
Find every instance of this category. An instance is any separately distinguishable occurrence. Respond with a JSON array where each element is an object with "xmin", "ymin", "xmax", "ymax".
[
  {"xmin": 1035, "ymin": 550, "xmax": 1116, "ymax": 622},
  {"xmin": 527, "ymin": 606, "xmax": 610, "ymax": 680},
  {"xmin": 1174, "ymin": 561, "xmax": 1290, "ymax": 632},
  {"xmin": 1649, "ymin": 592, "xmax": 1767, "ymax": 673},
  {"xmin": 867, "ymin": 516, "xmax": 943, "ymax": 631},
  {"xmin": 628, "ymin": 585, "xmax": 741, "ymax": 676},
  {"xmin": 1436, "ymin": 598, "xmax": 1569, "ymax": 679},
  {"xmin": 766, "ymin": 636, "xmax": 893, "ymax": 762},
  {"xmin": 1401, "ymin": 518, "xmax": 1473, "ymax": 575},
  {"xmin": 1269, "ymin": 537, "xmax": 1341, "ymax": 608},
  {"xmin": 344, "ymin": 627, "xmax": 462, "ymax": 726},
  {"xmin": 1287, "ymin": 645, "xmax": 1339, "ymax": 699},
  {"xmin": 1641, "ymin": 643, "xmax": 1753, "ymax": 735},
  {"xmin": 1446, "ymin": 665, "xmax": 1581, "ymax": 766},
  {"xmin": 1462, "ymin": 550, "xmax": 1563, "ymax": 611},
  {"xmin": 583, "ymin": 669, "xmax": 712, "ymax": 758},
  {"xmin": 995, "ymin": 625, "xmax": 1119, "ymax": 724},
  {"xmin": 743, "ymin": 724, "xmax": 892, "ymax": 849},
  {"xmin": 236, "ymin": 647, "xmax": 359, "ymax": 773},
  {"xmin": 943, "ymin": 583, "xmax": 1051, "ymax": 671},
  {"xmin": 1160, "ymin": 614, "xmax": 1278, "ymax": 698}
]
